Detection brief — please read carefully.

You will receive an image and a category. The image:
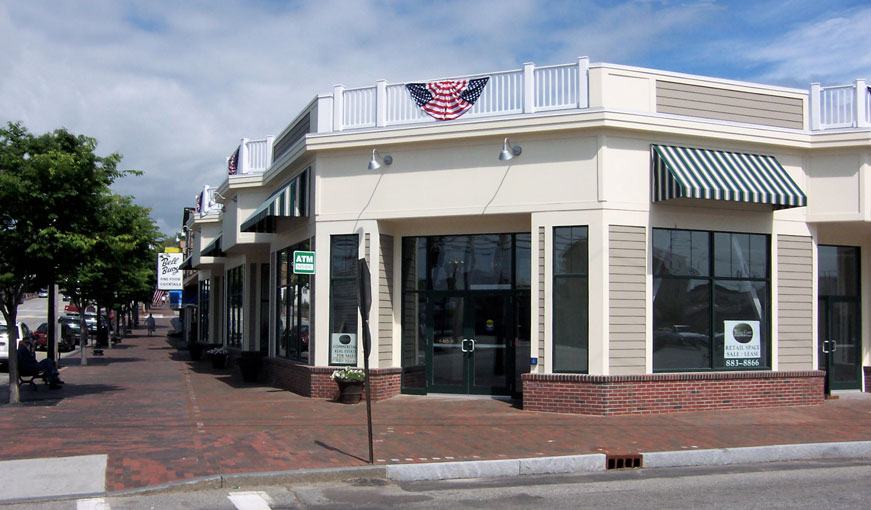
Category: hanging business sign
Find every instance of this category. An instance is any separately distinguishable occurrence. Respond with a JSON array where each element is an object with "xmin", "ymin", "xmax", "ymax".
[
  {"xmin": 293, "ymin": 251, "xmax": 315, "ymax": 274},
  {"xmin": 723, "ymin": 320, "xmax": 761, "ymax": 368},
  {"xmin": 157, "ymin": 252, "xmax": 184, "ymax": 290},
  {"xmin": 330, "ymin": 333, "xmax": 358, "ymax": 365}
]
